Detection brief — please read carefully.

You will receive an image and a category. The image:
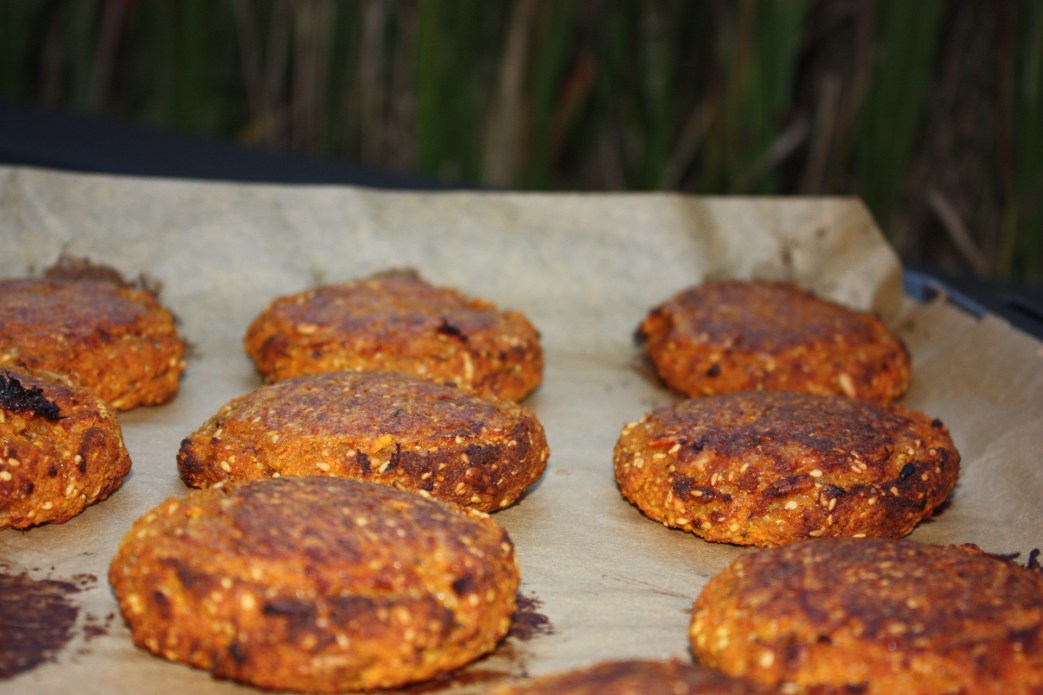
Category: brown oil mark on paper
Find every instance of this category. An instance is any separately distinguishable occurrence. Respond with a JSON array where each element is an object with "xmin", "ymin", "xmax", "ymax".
[
  {"xmin": 402, "ymin": 665, "xmax": 516, "ymax": 693},
  {"xmin": 0, "ymin": 564, "xmax": 108, "ymax": 679},
  {"xmin": 401, "ymin": 591, "xmax": 554, "ymax": 692},
  {"xmin": 994, "ymin": 547, "xmax": 1043, "ymax": 574},
  {"xmin": 509, "ymin": 591, "xmax": 553, "ymax": 641}
]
